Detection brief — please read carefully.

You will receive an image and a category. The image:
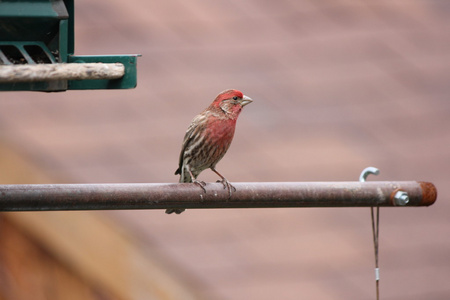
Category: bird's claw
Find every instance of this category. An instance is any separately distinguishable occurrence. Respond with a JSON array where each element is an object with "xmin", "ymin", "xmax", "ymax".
[
  {"xmin": 216, "ymin": 179, "xmax": 236, "ymax": 198},
  {"xmin": 193, "ymin": 180, "xmax": 207, "ymax": 193}
]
